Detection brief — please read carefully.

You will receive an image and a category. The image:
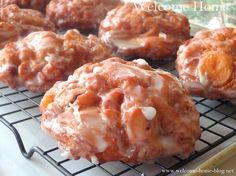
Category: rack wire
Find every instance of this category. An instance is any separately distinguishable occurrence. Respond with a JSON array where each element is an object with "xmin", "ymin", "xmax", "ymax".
[{"xmin": 0, "ymin": 60, "xmax": 236, "ymax": 176}]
